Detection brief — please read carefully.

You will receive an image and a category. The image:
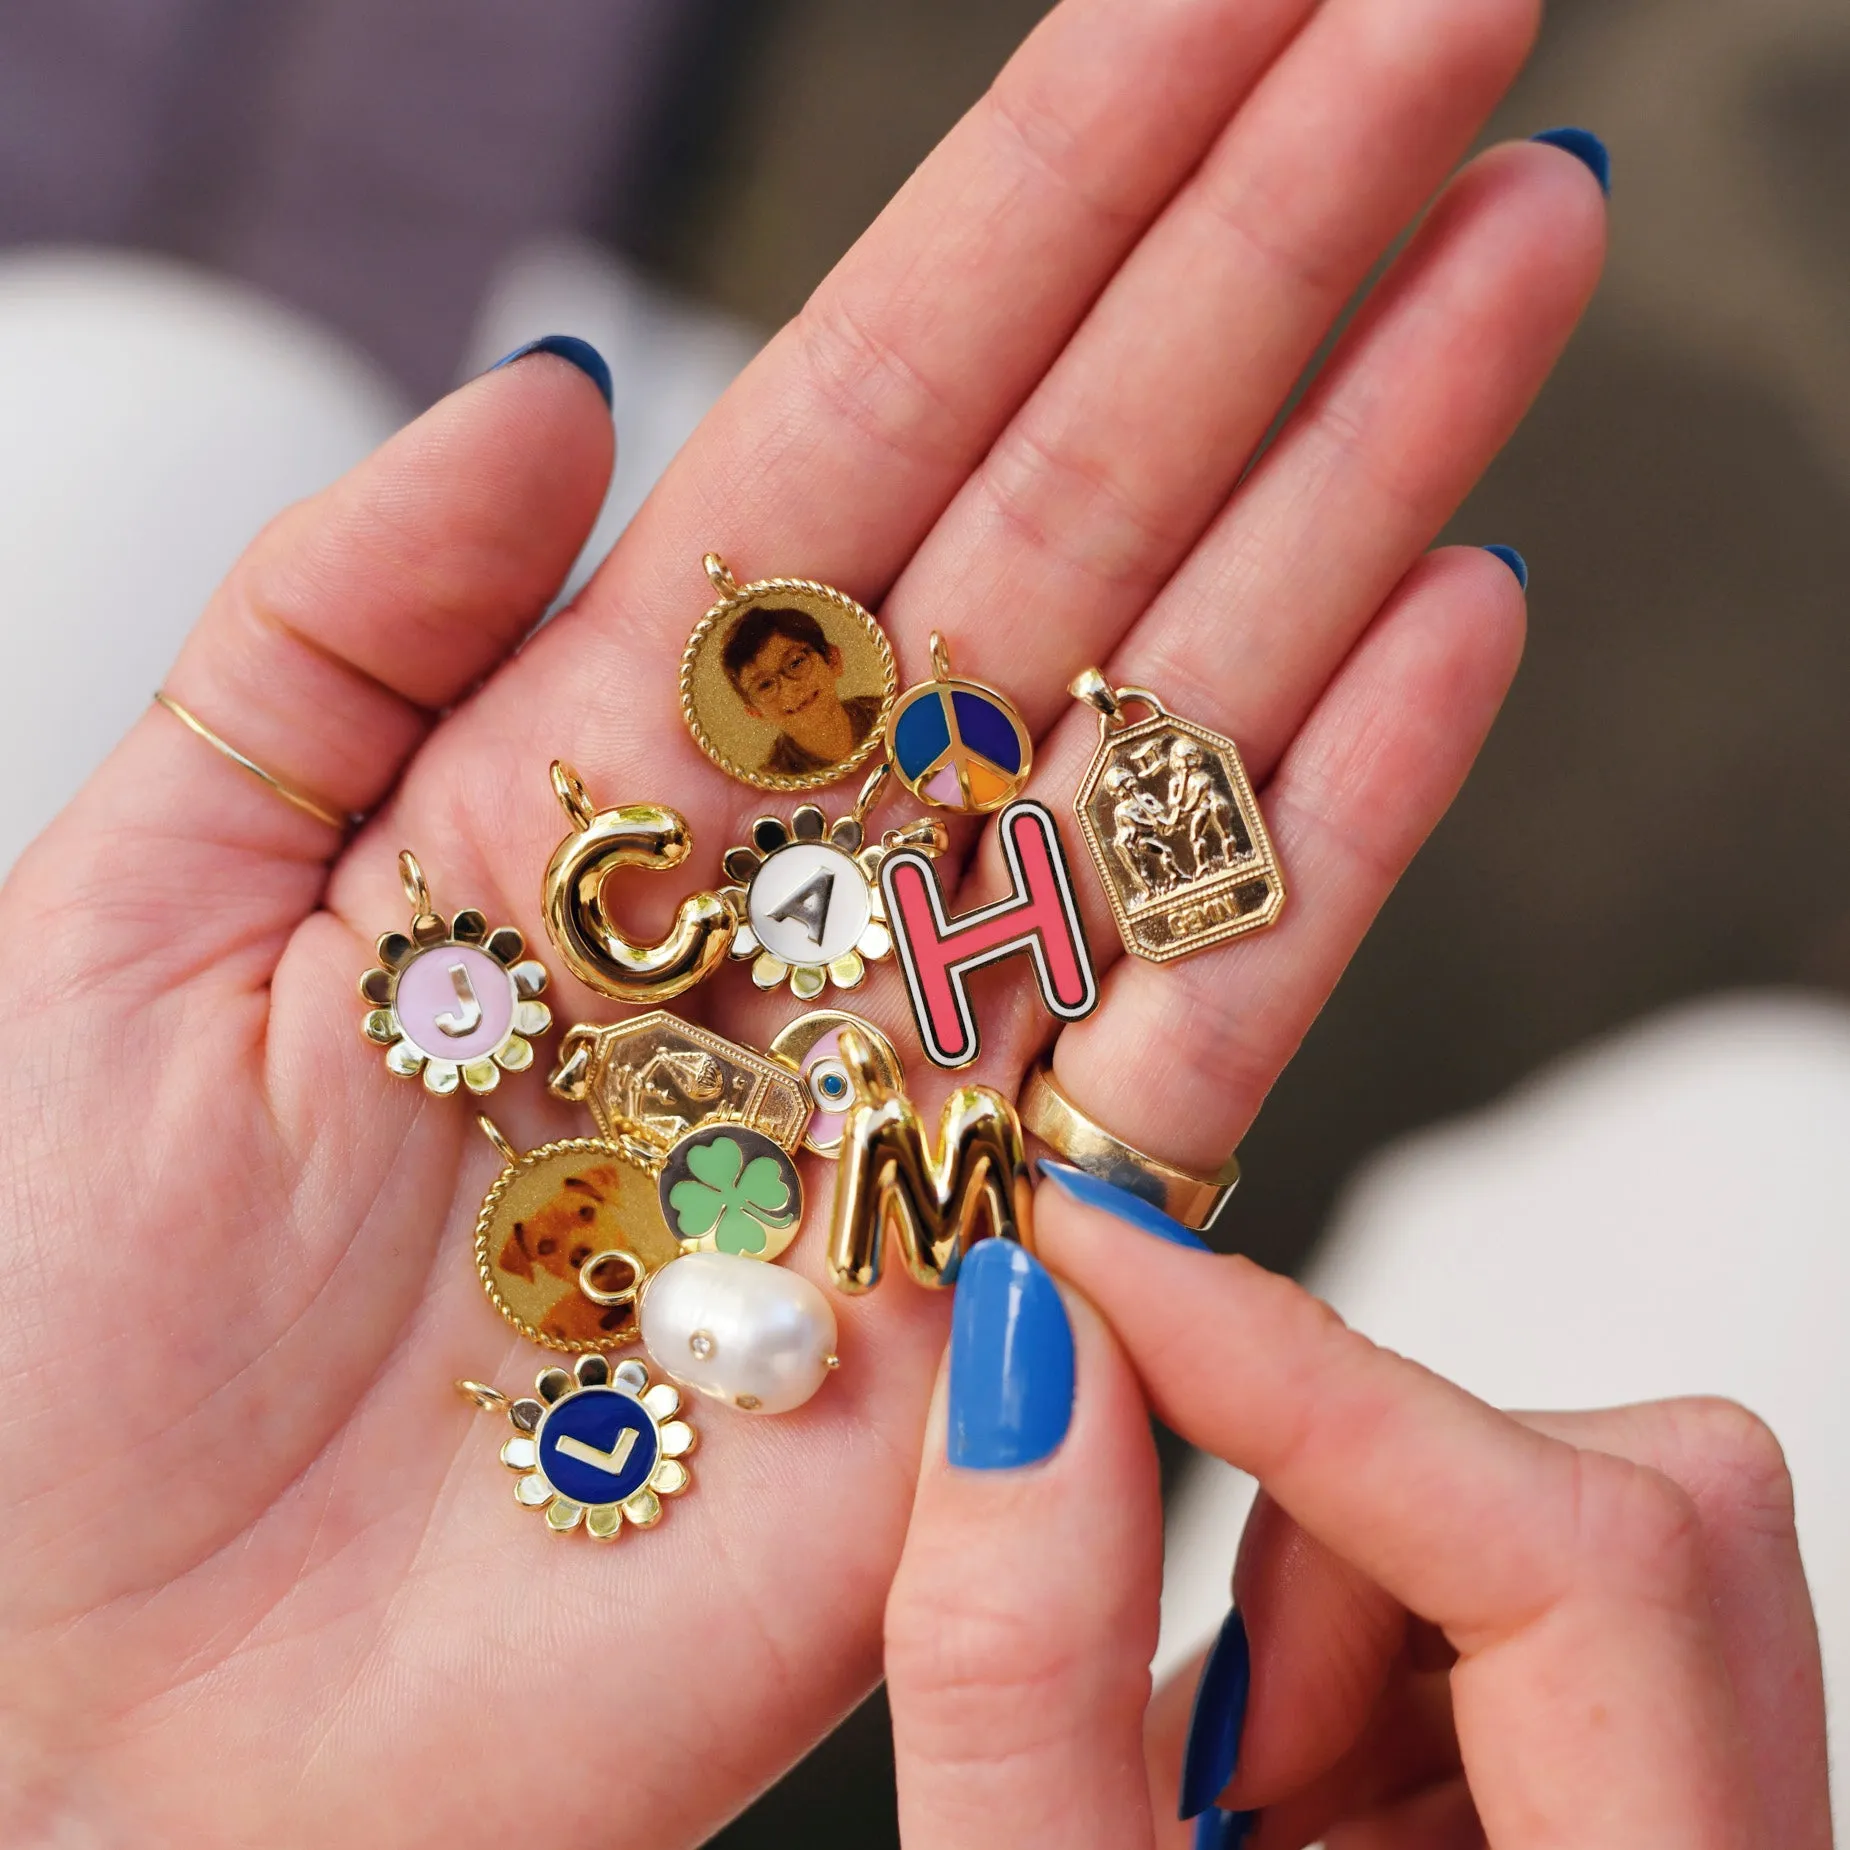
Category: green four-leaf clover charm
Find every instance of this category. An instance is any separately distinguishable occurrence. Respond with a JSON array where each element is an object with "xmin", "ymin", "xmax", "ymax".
[{"xmin": 659, "ymin": 1126, "xmax": 805, "ymax": 1261}]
